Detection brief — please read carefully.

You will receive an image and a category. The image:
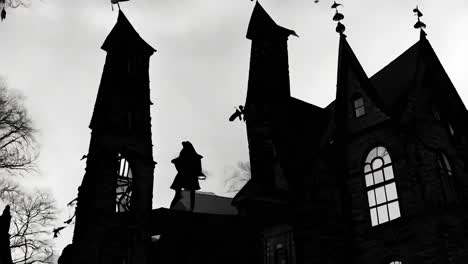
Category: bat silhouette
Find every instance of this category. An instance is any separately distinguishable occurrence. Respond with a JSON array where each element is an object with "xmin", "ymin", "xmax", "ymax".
[
  {"xmin": 53, "ymin": 226, "xmax": 66, "ymax": 238},
  {"xmin": 229, "ymin": 105, "xmax": 245, "ymax": 122}
]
